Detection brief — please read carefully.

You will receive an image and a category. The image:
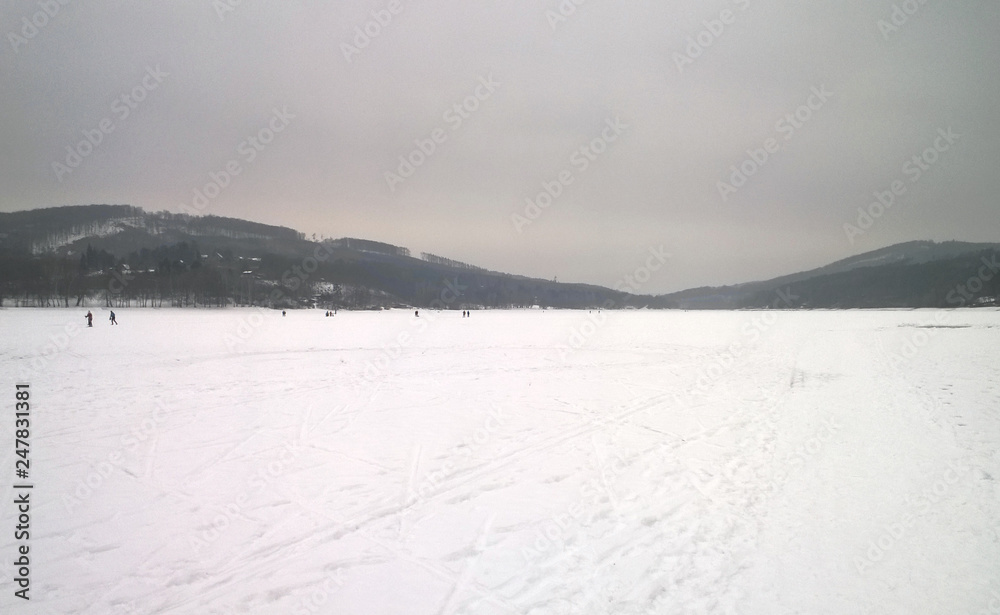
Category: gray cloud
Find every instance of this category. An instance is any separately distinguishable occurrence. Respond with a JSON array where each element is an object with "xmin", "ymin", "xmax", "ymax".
[{"xmin": 2, "ymin": 0, "xmax": 998, "ymax": 293}]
